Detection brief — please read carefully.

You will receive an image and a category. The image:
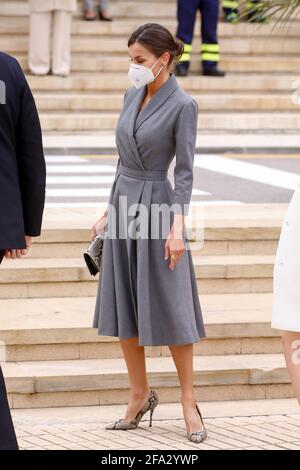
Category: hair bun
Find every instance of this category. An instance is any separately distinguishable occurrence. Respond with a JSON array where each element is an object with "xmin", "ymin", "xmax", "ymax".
[{"xmin": 174, "ymin": 38, "xmax": 184, "ymax": 62}]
